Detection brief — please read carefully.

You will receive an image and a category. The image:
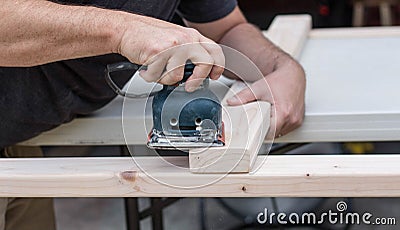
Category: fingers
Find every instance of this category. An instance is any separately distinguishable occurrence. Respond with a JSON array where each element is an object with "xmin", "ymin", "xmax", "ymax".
[
  {"xmin": 228, "ymin": 84, "xmax": 288, "ymax": 139},
  {"xmin": 226, "ymin": 86, "xmax": 257, "ymax": 105},
  {"xmin": 159, "ymin": 54, "xmax": 186, "ymax": 85},
  {"xmin": 160, "ymin": 65, "xmax": 185, "ymax": 86},
  {"xmin": 271, "ymin": 104, "xmax": 304, "ymax": 138},
  {"xmin": 199, "ymin": 42, "xmax": 225, "ymax": 80},
  {"xmin": 139, "ymin": 57, "xmax": 168, "ymax": 83},
  {"xmin": 227, "ymin": 78, "xmax": 272, "ymax": 106},
  {"xmin": 226, "ymin": 77, "xmax": 304, "ymax": 139},
  {"xmin": 140, "ymin": 42, "xmax": 225, "ymax": 90},
  {"xmin": 185, "ymin": 63, "xmax": 212, "ymax": 92},
  {"xmin": 278, "ymin": 106, "xmax": 304, "ymax": 136},
  {"xmin": 227, "ymin": 82, "xmax": 282, "ymax": 139},
  {"xmin": 272, "ymin": 106, "xmax": 288, "ymax": 138},
  {"xmin": 185, "ymin": 44, "xmax": 214, "ymax": 91},
  {"xmin": 264, "ymin": 104, "xmax": 288, "ymax": 139},
  {"xmin": 185, "ymin": 42, "xmax": 225, "ymax": 91}
]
